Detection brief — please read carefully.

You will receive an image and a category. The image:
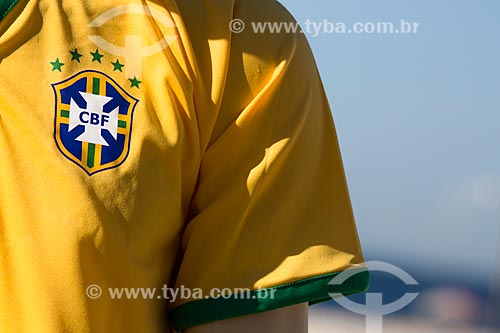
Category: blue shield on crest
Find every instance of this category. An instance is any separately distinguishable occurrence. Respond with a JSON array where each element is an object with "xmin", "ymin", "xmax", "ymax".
[{"xmin": 52, "ymin": 70, "xmax": 138, "ymax": 175}]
